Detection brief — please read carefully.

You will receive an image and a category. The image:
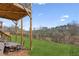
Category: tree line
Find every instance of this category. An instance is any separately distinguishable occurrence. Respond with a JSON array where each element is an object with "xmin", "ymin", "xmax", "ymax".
[{"xmin": 32, "ymin": 23, "xmax": 79, "ymax": 45}]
